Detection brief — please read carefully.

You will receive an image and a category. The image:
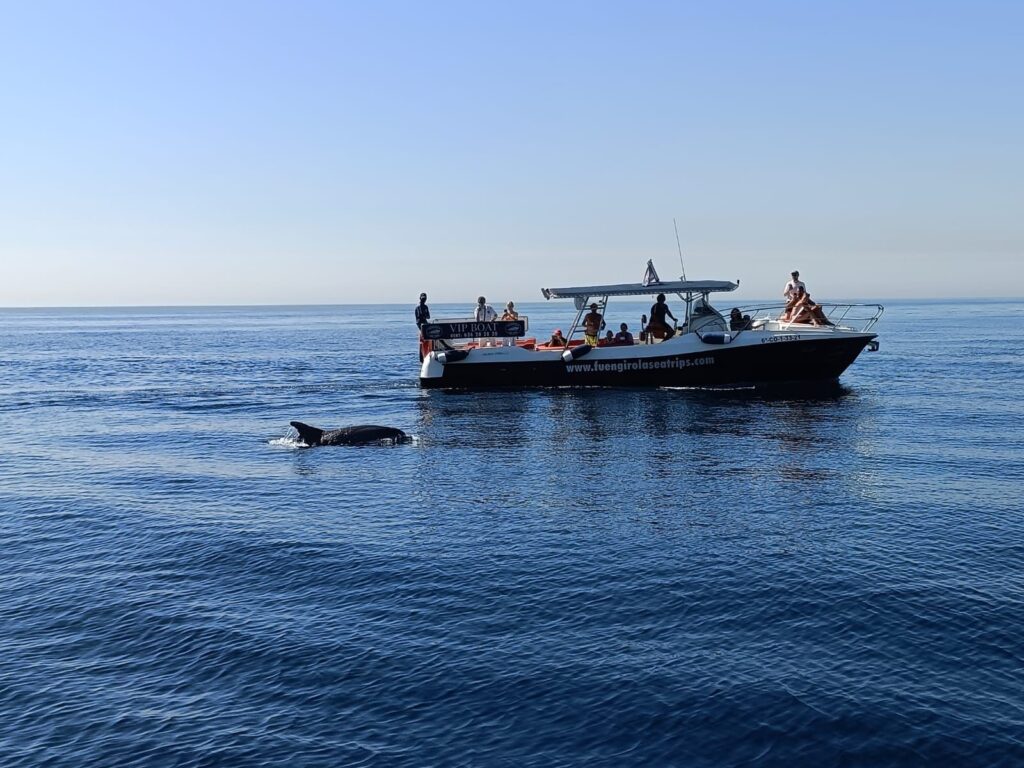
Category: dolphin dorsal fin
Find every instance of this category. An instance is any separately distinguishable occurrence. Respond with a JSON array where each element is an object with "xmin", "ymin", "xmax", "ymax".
[{"xmin": 290, "ymin": 421, "xmax": 323, "ymax": 446}]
